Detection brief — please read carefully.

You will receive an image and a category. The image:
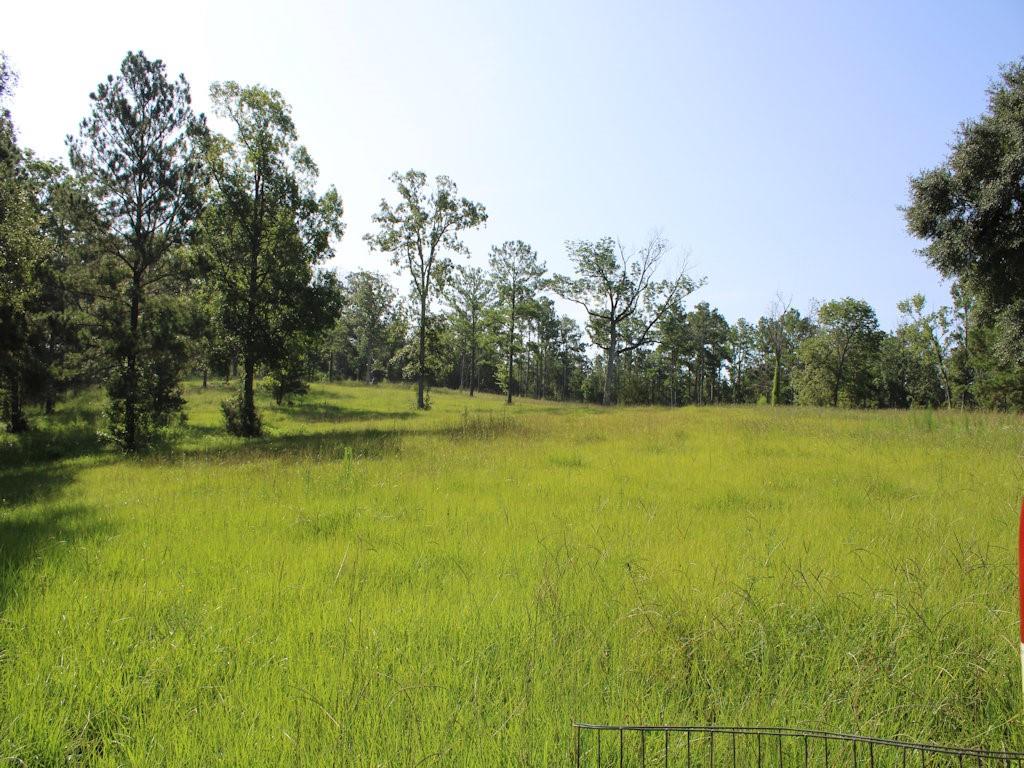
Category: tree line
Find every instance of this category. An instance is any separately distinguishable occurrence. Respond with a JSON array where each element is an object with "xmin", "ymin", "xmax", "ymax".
[{"xmin": 2, "ymin": 52, "xmax": 1022, "ymax": 447}]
